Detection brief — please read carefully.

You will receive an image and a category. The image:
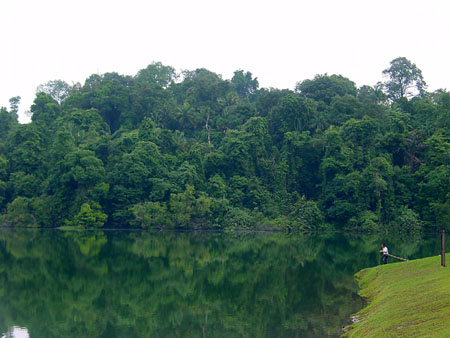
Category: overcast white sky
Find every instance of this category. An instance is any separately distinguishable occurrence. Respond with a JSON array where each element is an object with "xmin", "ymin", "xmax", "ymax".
[{"xmin": 2, "ymin": 0, "xmax": 450, "ymax": 122}]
